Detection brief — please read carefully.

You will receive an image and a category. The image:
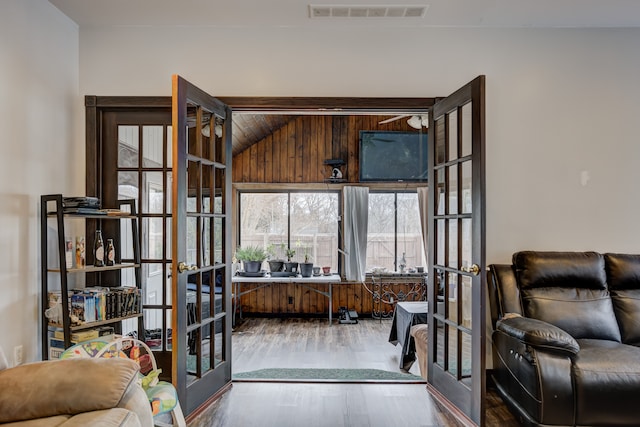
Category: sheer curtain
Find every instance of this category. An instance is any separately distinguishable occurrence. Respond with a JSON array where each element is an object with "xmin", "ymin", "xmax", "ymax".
[
  {"xmin": 343, "ymin": 186, "xmax": 369, "ymax": 281},
  {"xmin": 417, "ymin": 187, "xmax": 428, "ymax": 262}
]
